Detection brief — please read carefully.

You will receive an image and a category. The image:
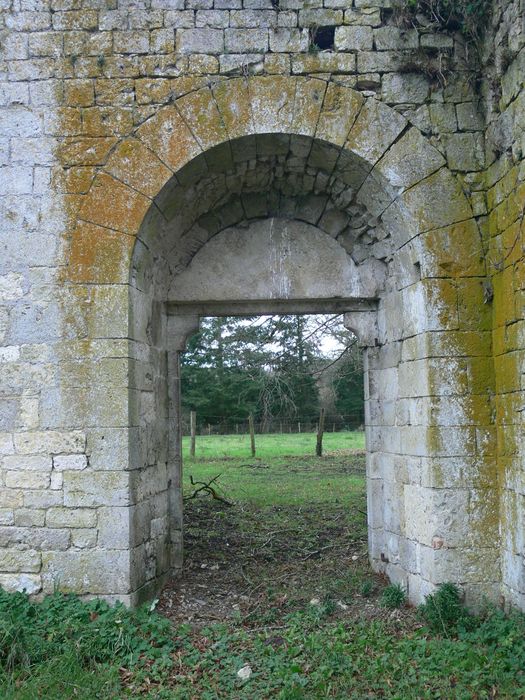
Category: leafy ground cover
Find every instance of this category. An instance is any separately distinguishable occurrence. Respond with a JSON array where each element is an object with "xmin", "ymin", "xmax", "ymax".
[{"xmin": 2, "ymin": 432, "xmax": 525, "ymax": 698}]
